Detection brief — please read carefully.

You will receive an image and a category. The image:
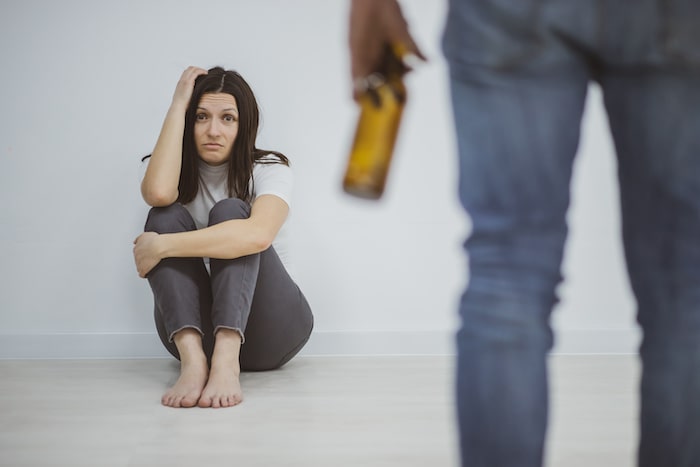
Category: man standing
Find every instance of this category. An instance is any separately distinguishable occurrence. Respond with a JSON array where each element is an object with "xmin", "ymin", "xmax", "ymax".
[{"xmin": 349, "ymin": 1, "xmax": 700, "ymax": 465}]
